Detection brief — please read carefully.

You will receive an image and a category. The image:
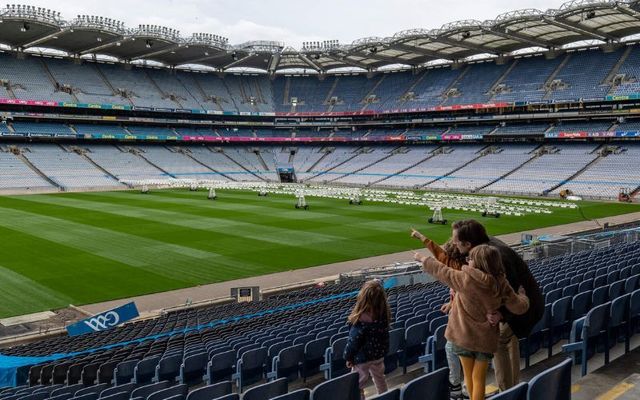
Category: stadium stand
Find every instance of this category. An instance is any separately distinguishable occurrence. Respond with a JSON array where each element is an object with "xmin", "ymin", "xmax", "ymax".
[{"xmin": 1, "ymin": 237, "xmax": 637, "ymax": 398}]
